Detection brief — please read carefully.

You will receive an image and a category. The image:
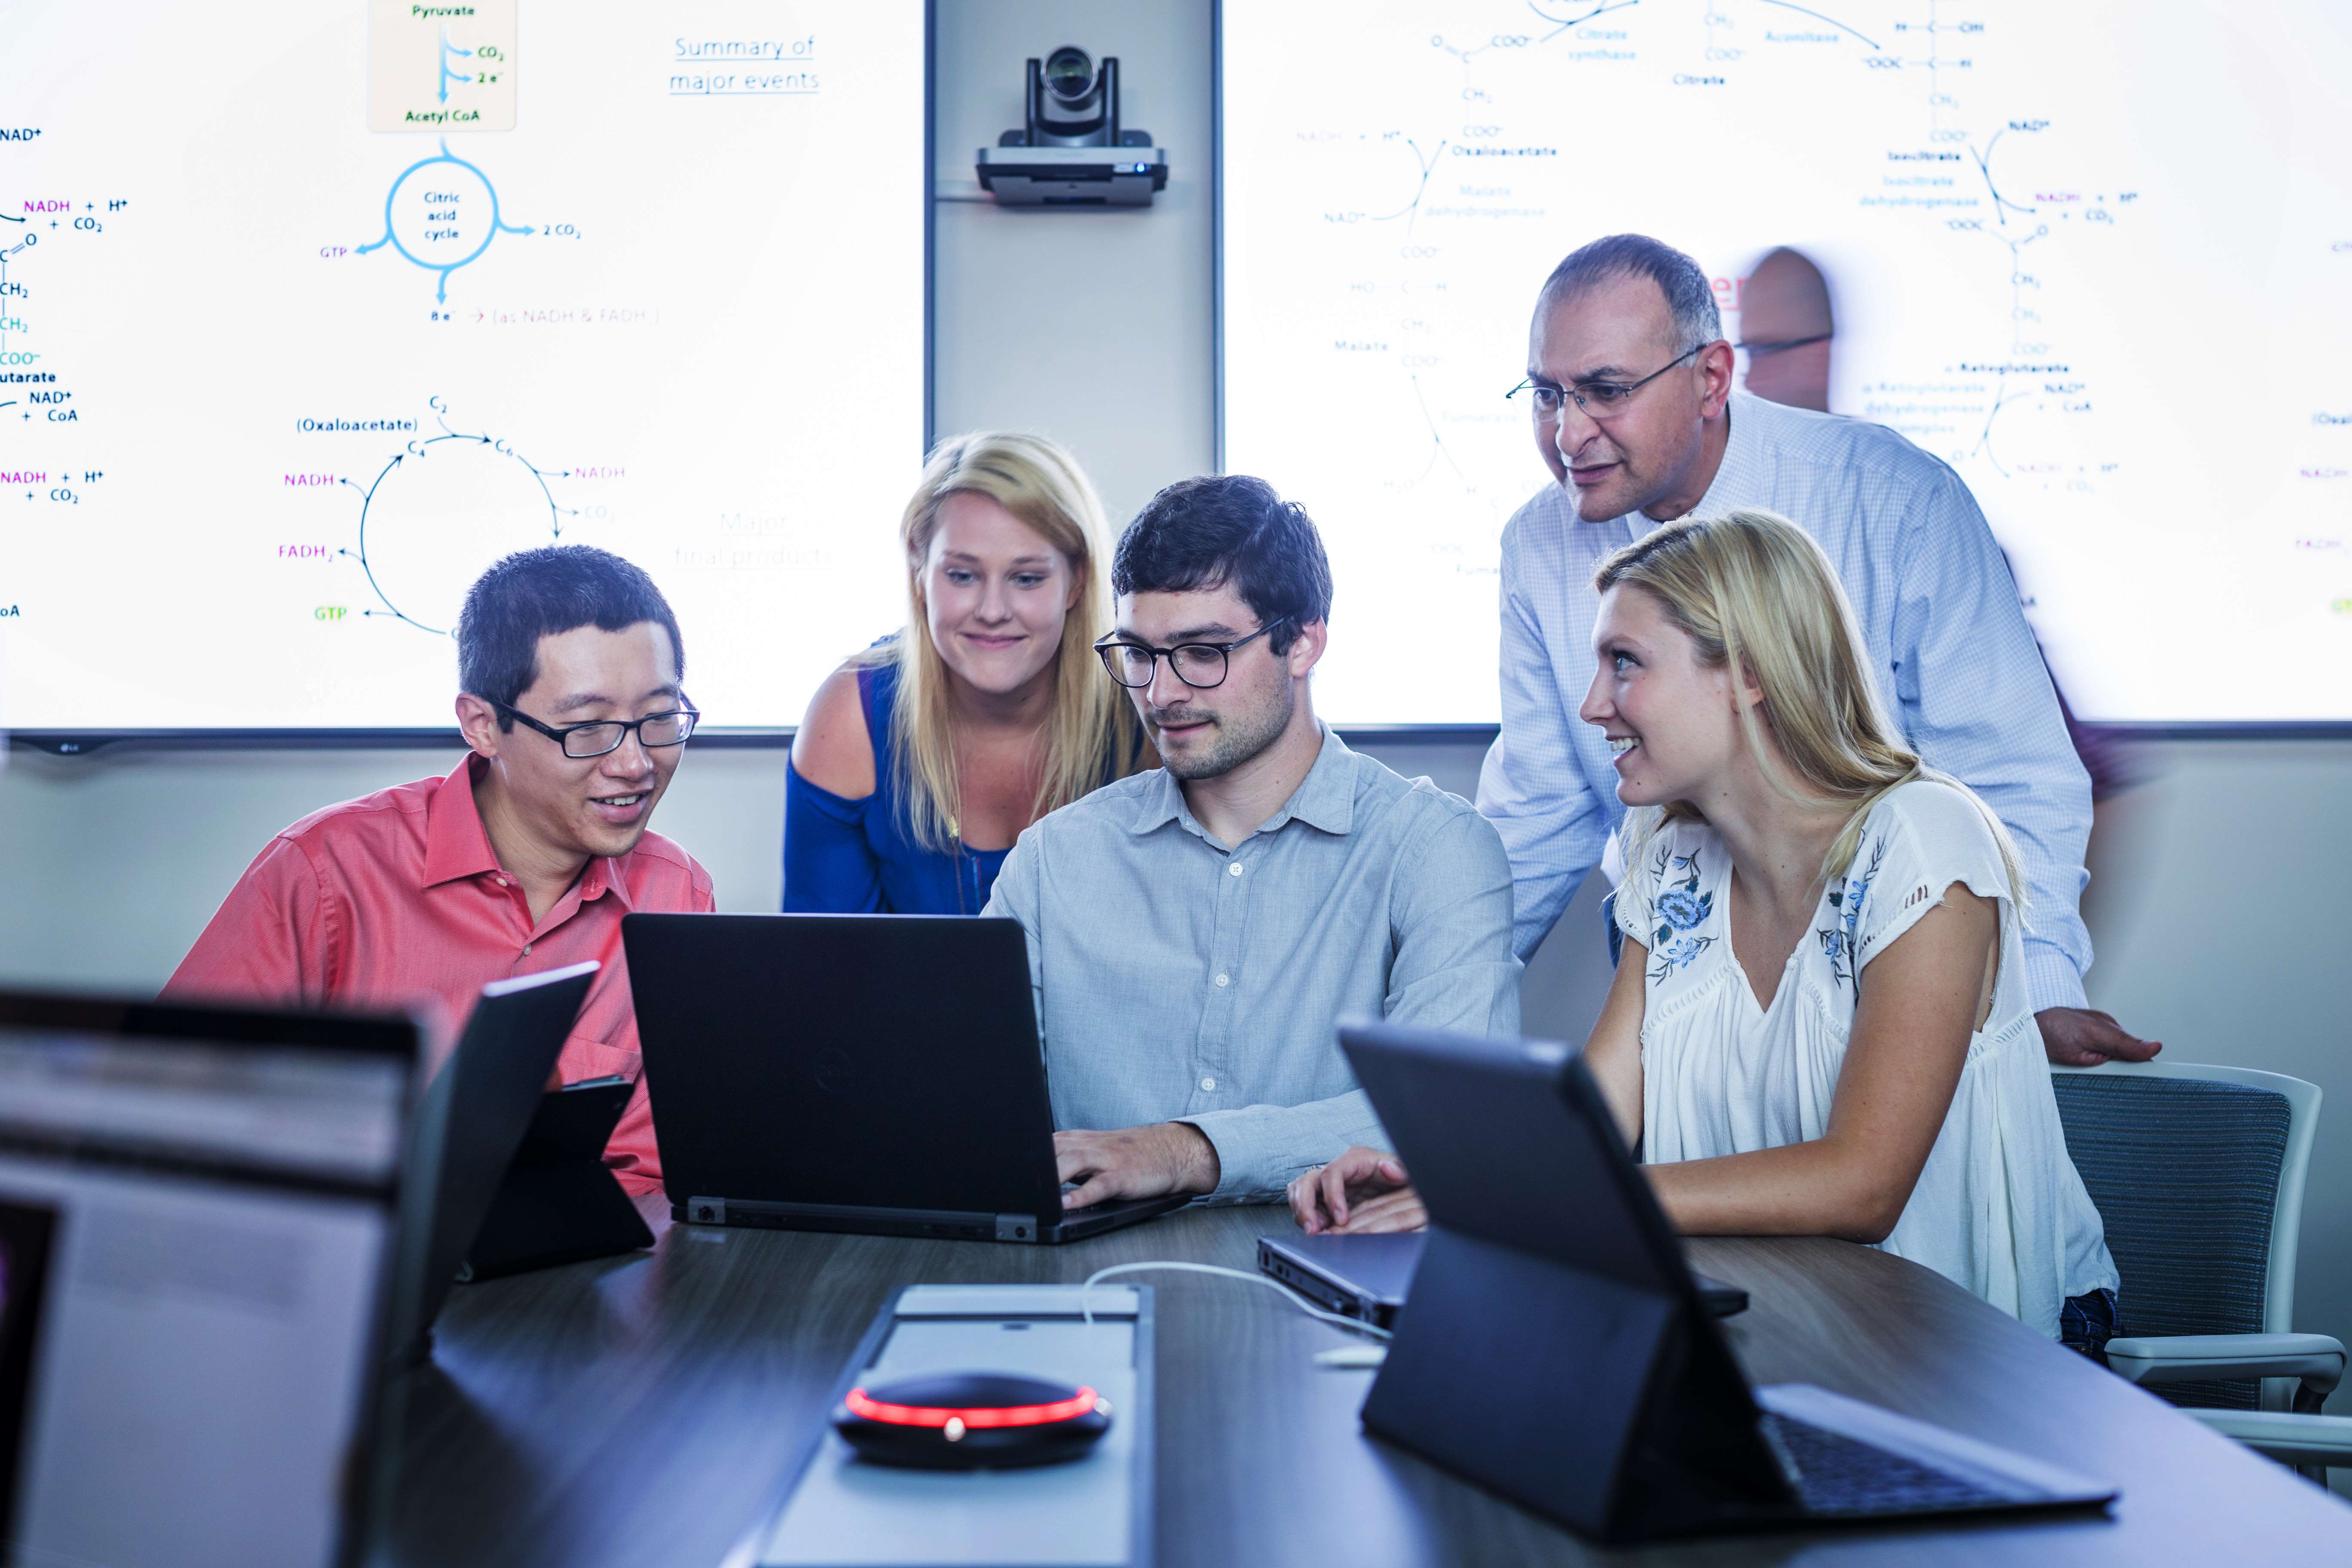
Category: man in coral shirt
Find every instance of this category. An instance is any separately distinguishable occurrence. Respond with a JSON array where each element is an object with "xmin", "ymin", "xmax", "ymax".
[{"xmin": 165, "ymin": 545, "xmax": 715, "ymax": 1194}]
